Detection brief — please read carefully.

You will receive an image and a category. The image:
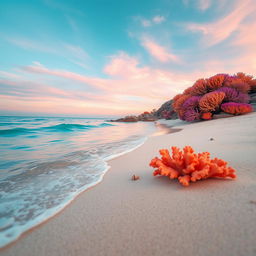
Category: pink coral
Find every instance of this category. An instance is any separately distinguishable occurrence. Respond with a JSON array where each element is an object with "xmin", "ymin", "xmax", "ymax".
[
  {"xmin": 221, "ymin": 102, "xmax": 253, "ymax": 115},
  {"xmin": 150, "ymin": 146, "xmax": 236, "ymax": 186},
  {"xmin": 199, "ymin": 91, "xmax": 225, "ymax": 112}
]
